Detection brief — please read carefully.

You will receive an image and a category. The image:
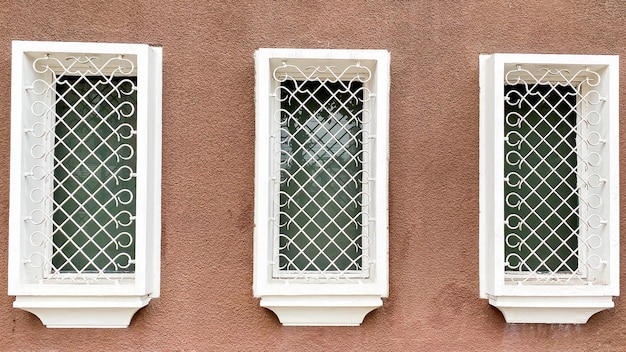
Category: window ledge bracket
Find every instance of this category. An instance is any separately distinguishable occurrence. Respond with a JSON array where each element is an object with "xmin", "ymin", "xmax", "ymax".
[
  {"xmin": 260, "ymin": 294, "xmax": 382, "ymax": 326},
  {"xmin": 488, "ymin": 295, "xmax": 614, "ymax": 324},
  {"xmin": 13, "ymin": 295, "xmax": 152, "ymax": 328}
]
